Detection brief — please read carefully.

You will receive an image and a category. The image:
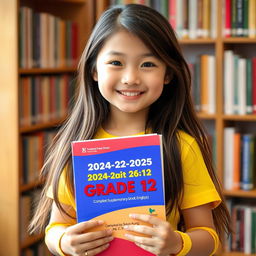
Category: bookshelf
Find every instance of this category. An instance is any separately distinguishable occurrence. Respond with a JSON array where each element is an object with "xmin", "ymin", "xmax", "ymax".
[
  {"xmin": 0, "ymin": 0, "xmax": 95, "ymax": 255},
  {"xmin": 94, "ymin": 0, "xmax": 256, "ymax": 255}
]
